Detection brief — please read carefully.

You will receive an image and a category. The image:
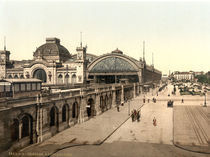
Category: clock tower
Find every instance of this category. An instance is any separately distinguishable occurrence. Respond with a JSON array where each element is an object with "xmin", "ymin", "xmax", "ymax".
[
  {"xmin": 0, "ymin": 50, "xmax": 10, "ymax": 79},
  {"xmin": 0, "ymin": 38, "xmax": 10, "ymax": 79},
  {"xmin": 76, "ymin": 44, "xmax": 87, "ymax": 84}
]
